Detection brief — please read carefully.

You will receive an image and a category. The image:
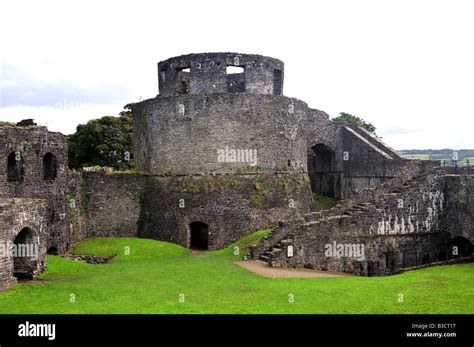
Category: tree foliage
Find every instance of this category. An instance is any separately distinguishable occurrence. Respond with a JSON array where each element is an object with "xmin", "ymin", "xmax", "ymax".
[
  {"xmin": 68, "ymin": 104, "xmax": 135, "ymax": 170},
  {"xmin": 333, "ymin": 112, "xmax": 376, "ymax": 134}
]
